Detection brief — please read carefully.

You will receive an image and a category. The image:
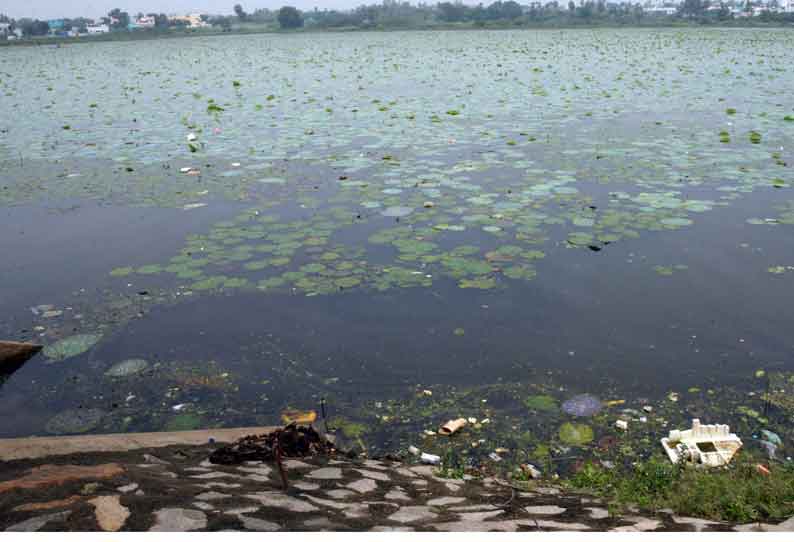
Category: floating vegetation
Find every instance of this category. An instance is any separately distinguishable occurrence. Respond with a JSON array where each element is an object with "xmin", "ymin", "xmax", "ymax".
[
  {"xmin": 105, "ymin": 358, "xmax": 149, "ymax": 378},
  {"xmin": 654, "ymin": 264, "xmax": 688, "ymax": 276},
  {"xmin": 524, "ymin": 395, "xmax": 558, "ymax": 412},
  {"xmin": 42, "ymin": 334, "xmax": 102, "ymax": 362},
  {"xmin": 558, "ymin": 422, "xmax": 594, "ymax": 446},
  {"xmin": 45, "ymin": 408, "xmax": 104, "ymax": 435}
]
